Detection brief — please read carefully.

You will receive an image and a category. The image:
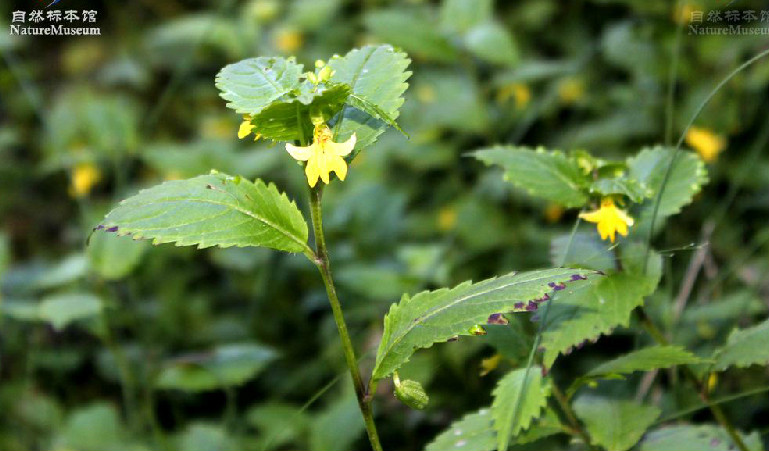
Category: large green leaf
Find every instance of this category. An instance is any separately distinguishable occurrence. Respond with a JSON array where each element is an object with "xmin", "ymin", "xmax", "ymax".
[
  {"xmin": 640, "ymin": 425, "xmax": 764, "ymax": 451},
  {"xmin": 628, "ymin": 147, "xmax": 708, "ymax": 232},
  {"xmin": 425, "ymin": 409, "xmax": 495, "ymax": 451},
  {"xmin": 439, "ymin": 0, "xmax": 493, "ymax": 33},
  {"xmin": 464, "ymin": 21, "xmax": 519, "ymax": 66},
  {"xmin": 590, "ymin": 177, "xmax": 651, "ymax": 203},
  {"xmin": 550, "ymin": 231, "xmax": 616, "ymax": 273},
  {"xmin": 373, "ymin": 268, "xmax": 597, "ymax": 379},
  {"xmin": 541, "ymin": 246, "xmax": 662, "ymax": 369},
  {"xmin": 475, "ymin": 146, "xmax": 591, "ymax": 208},
  {"xmin": 328, "ymin": 45, "xmax": 411, "ymax": 156},
  {"xmin": 573, "ymin": 396, "xmax": 660, "ymax": 451},
  {"xmin": 100, "ymin": 173, "xmax": 310, "ymax": 254},
  {"xmin": 215, "ymin": 56, "xmax": 302, "ymax": 115},
  {"xmin": 587, "ymin": 346, "xmax": 707, "ymax": 378},
  {"xmin": 4, "ymin": 293, "xmax": 103, "ymax": 331},
  {"xmin": 492, "ymin": 367, "xmax": 552, "ymax": 451},
  {"xmin": 155, "ymin": 343, "xmax": 277, "ymax": 392},
  {"xmin": 712, "ymin": 318, "xmax": 769, "ymax": 371}
]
